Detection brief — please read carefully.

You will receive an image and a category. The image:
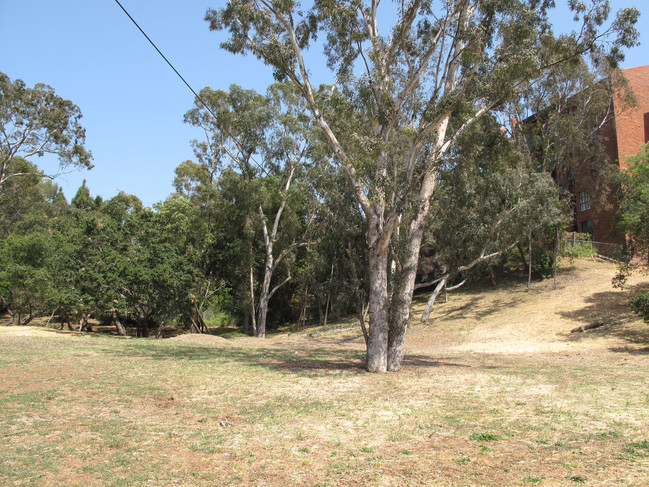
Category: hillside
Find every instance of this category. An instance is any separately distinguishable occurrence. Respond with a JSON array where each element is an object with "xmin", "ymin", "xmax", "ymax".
[{"xmin": 241, "ymin": 257, "xmax": 649, "ymax": 358}]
